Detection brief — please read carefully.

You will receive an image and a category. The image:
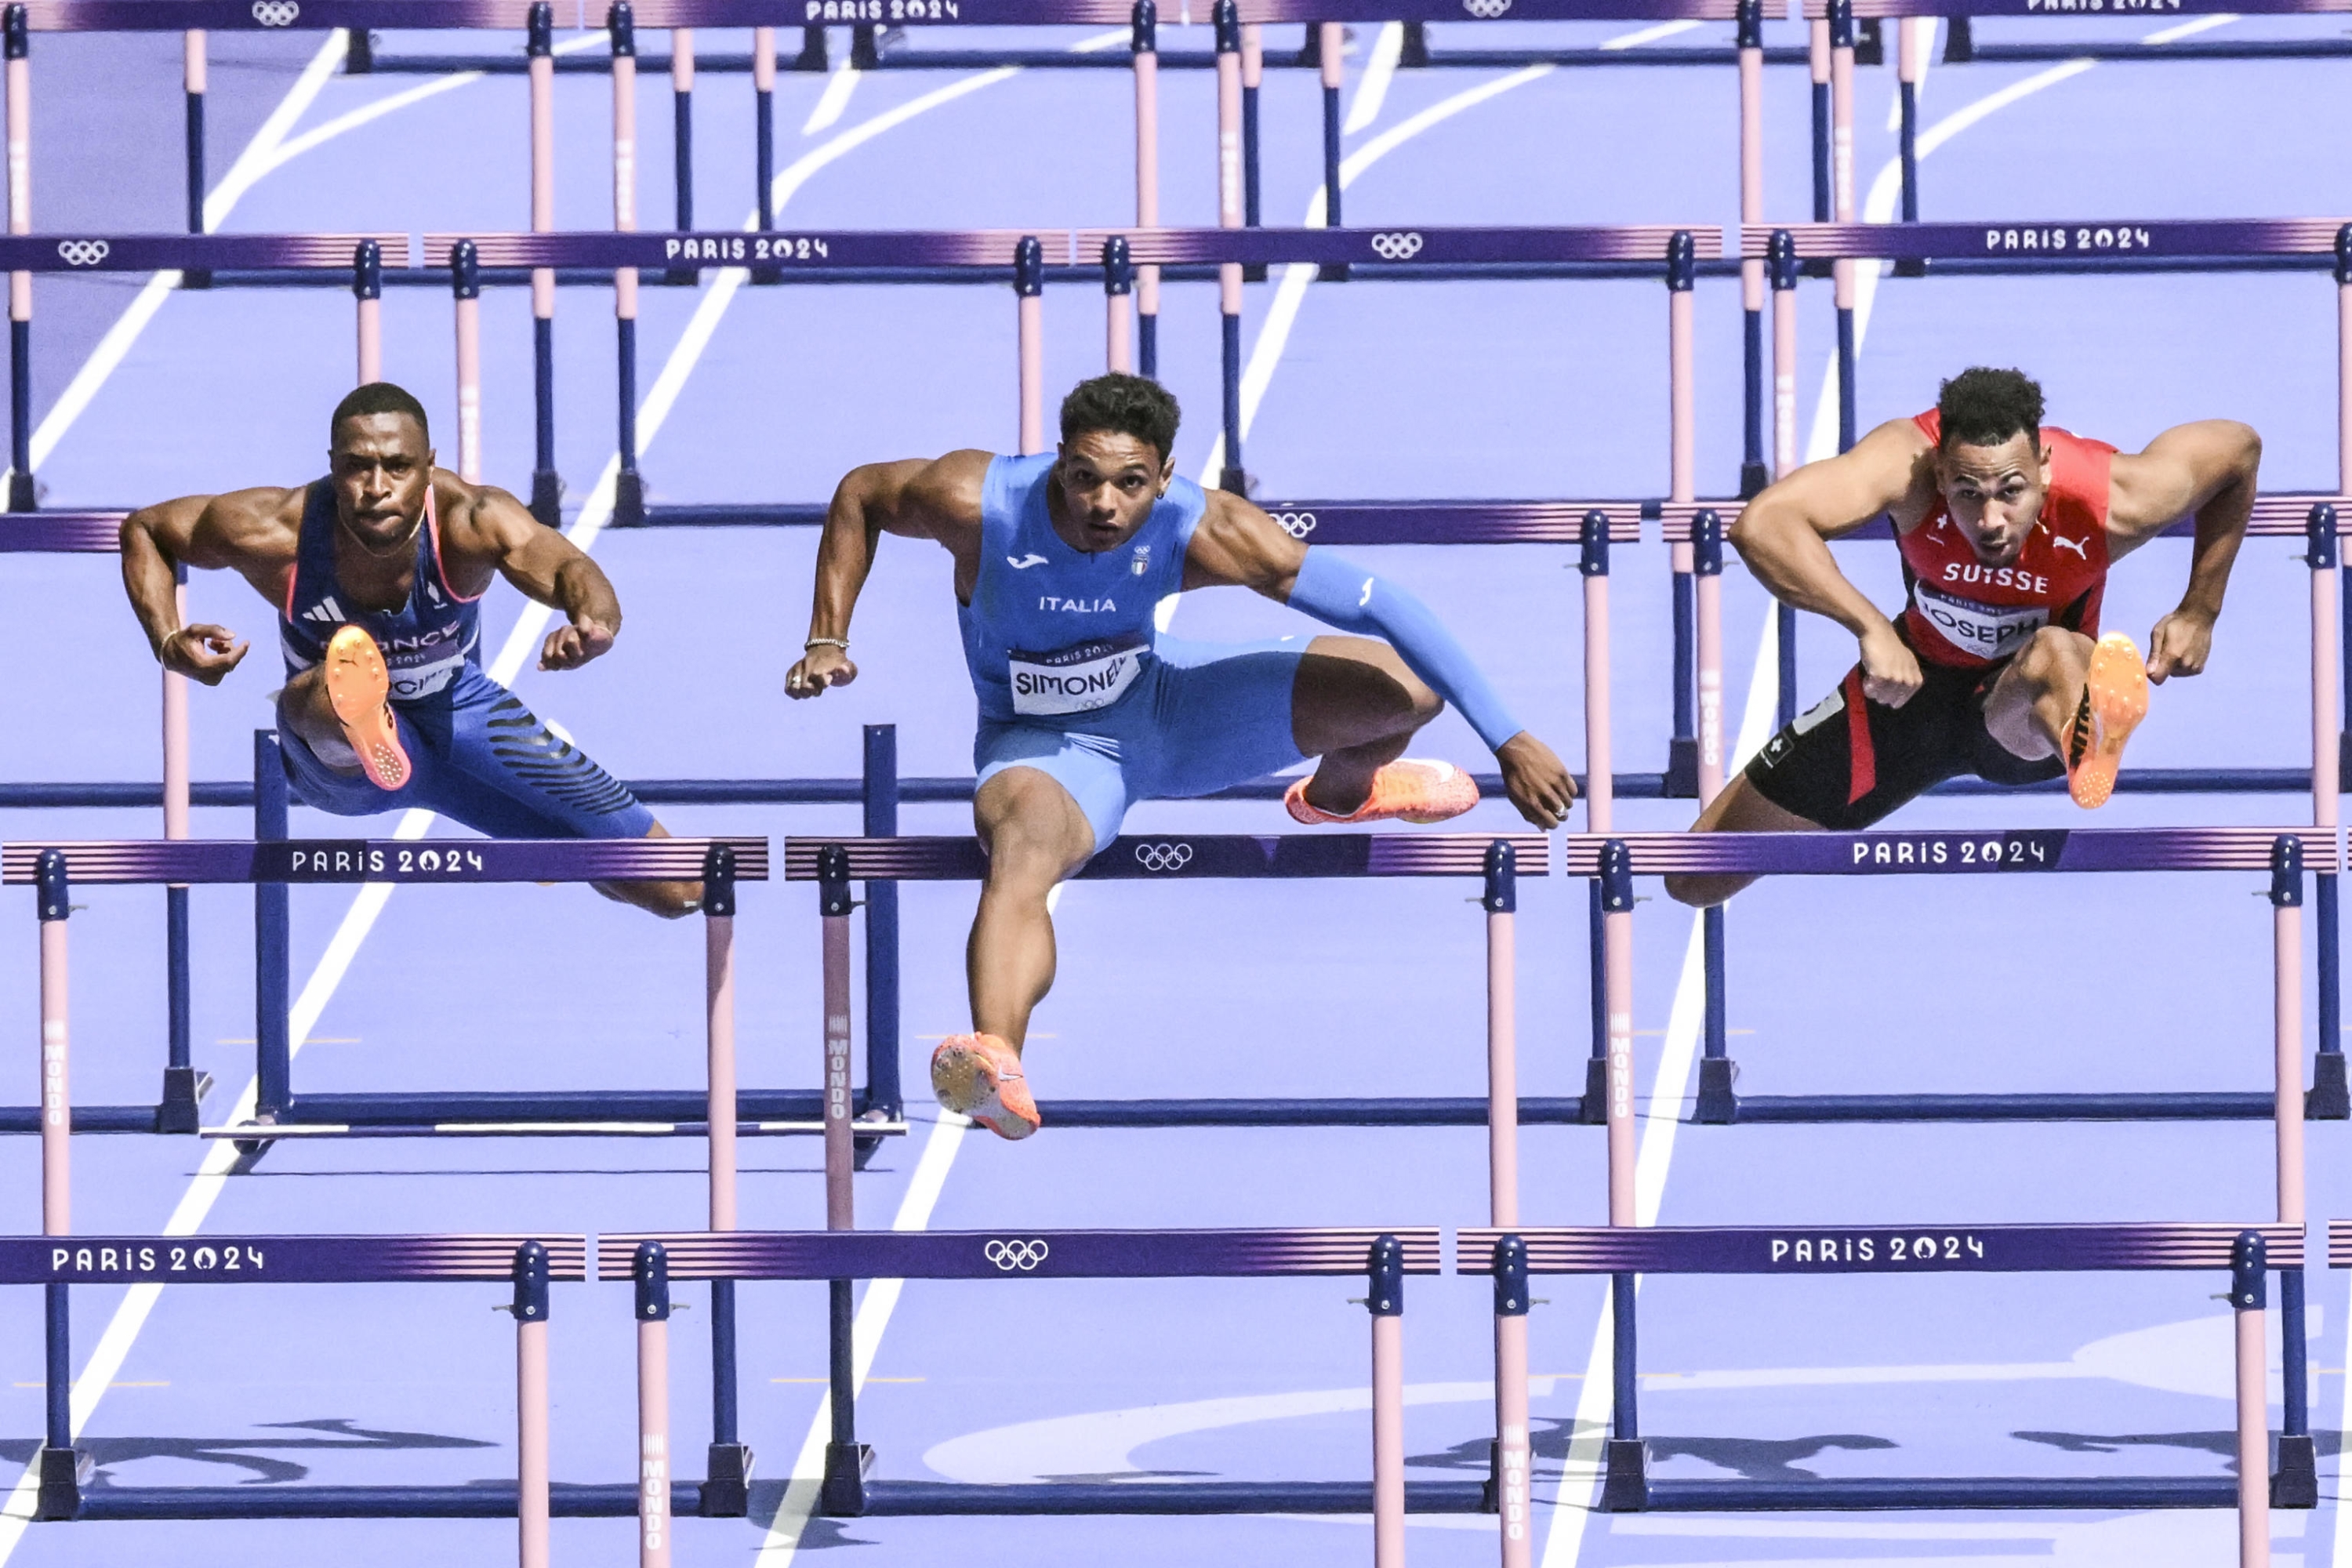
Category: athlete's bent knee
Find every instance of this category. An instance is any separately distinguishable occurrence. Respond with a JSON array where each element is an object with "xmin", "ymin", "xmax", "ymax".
[{"xmin": 2015, "ymin": 625, "xmax": 2089, "ymax": 688}]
